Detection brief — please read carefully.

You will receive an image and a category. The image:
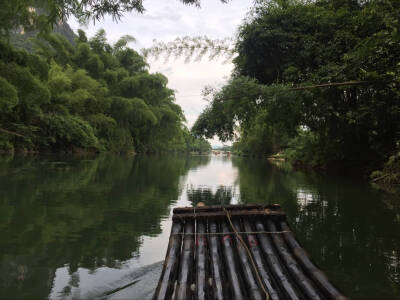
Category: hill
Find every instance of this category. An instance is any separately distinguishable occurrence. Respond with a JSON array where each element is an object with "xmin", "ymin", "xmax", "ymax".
[{"xmin": 9, "ymin": 9, "xmax": 76, "ymax": 52}]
